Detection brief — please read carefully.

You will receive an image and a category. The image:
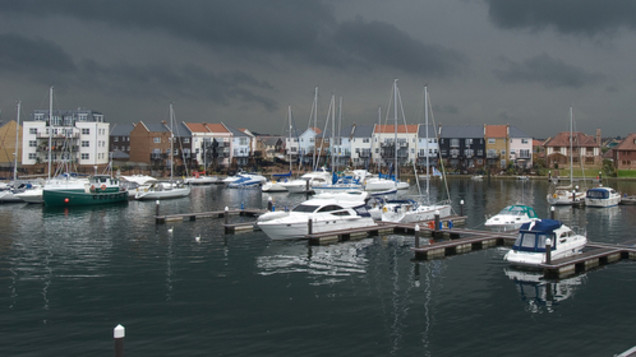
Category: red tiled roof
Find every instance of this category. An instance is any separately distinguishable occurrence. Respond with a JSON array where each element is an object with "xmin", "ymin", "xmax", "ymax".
[
  {"xmin": 184, "ymin": 122, "xmax": 209, "ymax": 133},
  {"xmin": 615, "ymin": 133, "xmax": 636, "ymax": 151},
  {"xmin": 374, "ymin": 124, "xmax": 418, "ymax": 134},
  {"xmin": 485, "ymin": 125, "xmax": 507, "ymax": 138},
  {"xmin": 544, "ymin": 131, "xmax": 598, "ymax": 147}
]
